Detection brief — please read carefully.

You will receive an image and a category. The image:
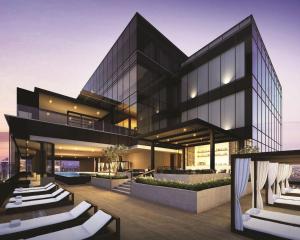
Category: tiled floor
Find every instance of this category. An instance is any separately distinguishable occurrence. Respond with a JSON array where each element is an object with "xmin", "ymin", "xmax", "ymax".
[{"xmin": 1, "ymin": 183, "xmax": 299, "ymax": 240}]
